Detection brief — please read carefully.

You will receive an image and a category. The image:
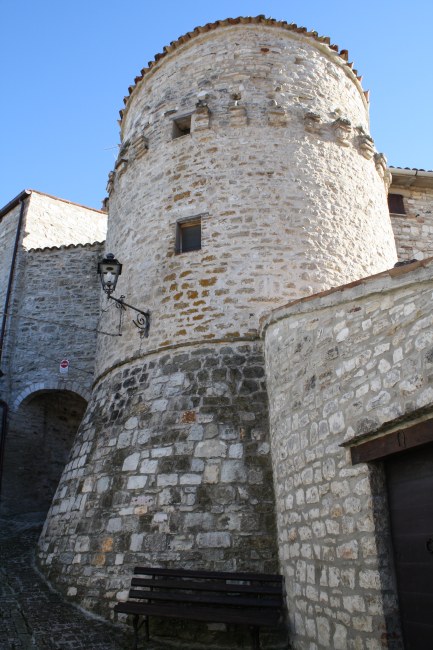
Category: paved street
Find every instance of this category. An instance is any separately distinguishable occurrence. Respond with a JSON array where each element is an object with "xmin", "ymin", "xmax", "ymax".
[{"xmin": 0, "ymin": 514, "xmax": 164, "ymax": 650}]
